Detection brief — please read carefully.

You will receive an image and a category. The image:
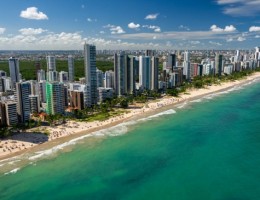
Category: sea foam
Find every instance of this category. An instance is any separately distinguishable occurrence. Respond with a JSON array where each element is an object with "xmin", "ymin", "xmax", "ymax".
[{"xmin": 4, "ymin": 168, "xmax": 20, "ymax": 175}]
